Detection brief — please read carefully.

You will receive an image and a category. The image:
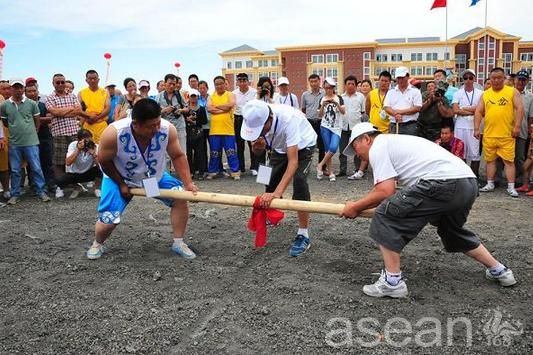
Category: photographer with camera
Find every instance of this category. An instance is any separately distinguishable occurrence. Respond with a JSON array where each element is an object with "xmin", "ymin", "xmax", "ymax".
[
  {"xmin": 256, "ymin": 76, "xmax": 274, "ymax": 104},
  {"xmin": 417, "ymin": 81, "xmax": 454, "ymax": 141},
  {"xmin": 54, "ymin": 128, "xmax": 102, "ymax": 199}
]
